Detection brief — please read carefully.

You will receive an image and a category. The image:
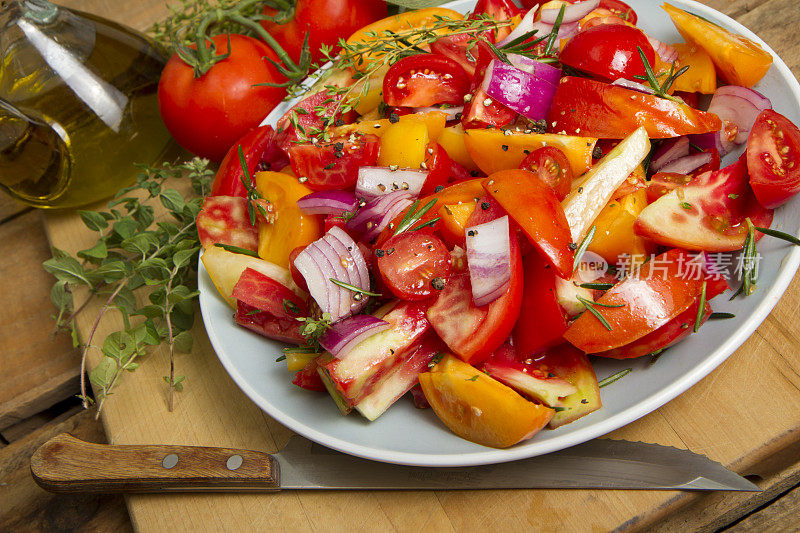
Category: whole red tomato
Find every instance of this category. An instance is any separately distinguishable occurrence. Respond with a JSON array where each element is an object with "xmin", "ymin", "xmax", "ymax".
[
  {"xmin": 158, "ymin": 34, "xmax": 286, "ymax": 162},
  {"xmin": 261, "ymin": 0, "xmax": 387, "ymax": 65}
]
